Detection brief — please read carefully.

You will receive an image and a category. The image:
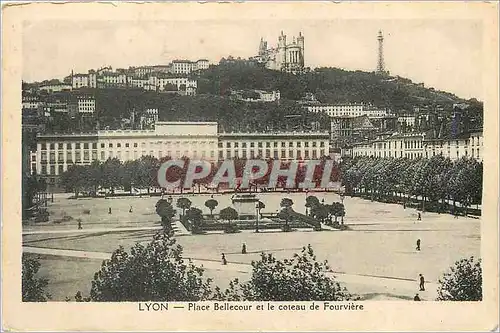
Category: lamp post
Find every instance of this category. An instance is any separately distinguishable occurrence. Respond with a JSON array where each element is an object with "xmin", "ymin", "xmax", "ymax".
[
  {"xmin": 340, "ymin": 193, "xmax": 345, "ymax": 224},
  {"xmin": 255, "ymin": 201, "xmax": 260, "ymax": 233}
]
